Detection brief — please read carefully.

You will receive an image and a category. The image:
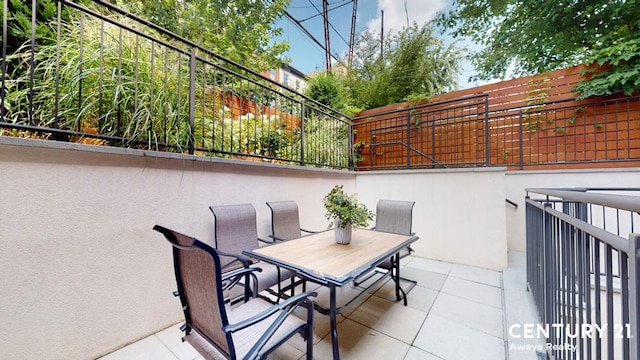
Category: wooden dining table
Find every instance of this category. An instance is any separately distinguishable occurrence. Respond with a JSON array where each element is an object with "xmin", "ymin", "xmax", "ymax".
[{"xmin": 243, "ymin": 228, "xmax": 419, "ymax": 360}]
